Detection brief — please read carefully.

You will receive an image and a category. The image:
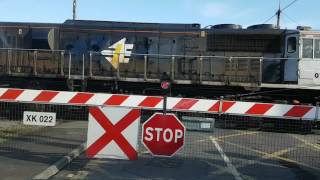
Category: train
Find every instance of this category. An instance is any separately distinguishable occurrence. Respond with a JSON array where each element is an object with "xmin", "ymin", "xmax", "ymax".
[{"xmin": 0, "ymin": 19, "xmax": 319, "ymax": 103}]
